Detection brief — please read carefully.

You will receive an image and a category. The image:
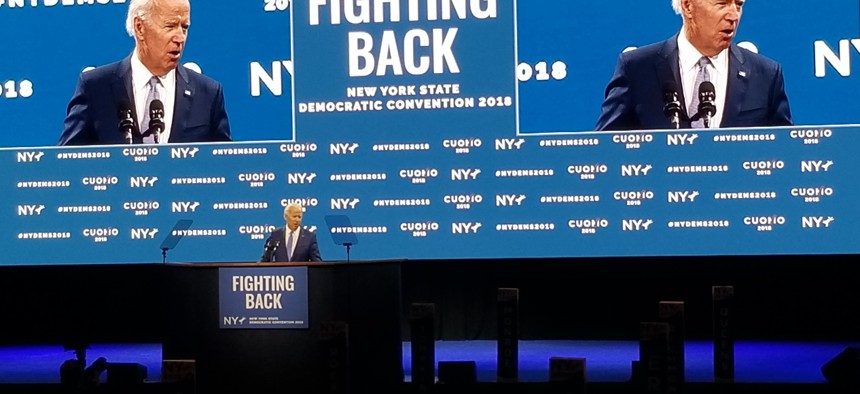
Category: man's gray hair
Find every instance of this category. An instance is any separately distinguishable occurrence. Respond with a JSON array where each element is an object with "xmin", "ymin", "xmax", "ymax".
[
  {"xmin": 671, "ymin": 0, "xmax": 682, "ymax": 15},
  {"xmin": 125, "ymin": 0, "xmax": 155, "ymax": 37},
  {"xmin": 284, "ymin": 202, "xmax": 304, "ymax": 215}
]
